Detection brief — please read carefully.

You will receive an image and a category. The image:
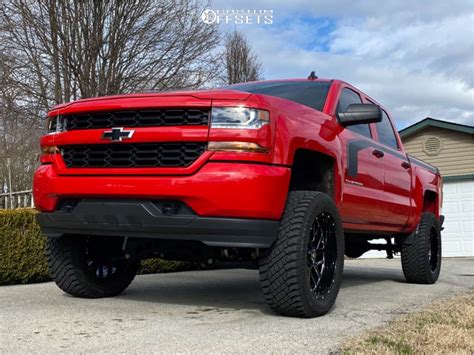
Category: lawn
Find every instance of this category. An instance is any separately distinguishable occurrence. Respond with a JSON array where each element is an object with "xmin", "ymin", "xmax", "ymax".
[{"xmin": 343, "ymin": 291, "xmax": 474, "ymax": 354}]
